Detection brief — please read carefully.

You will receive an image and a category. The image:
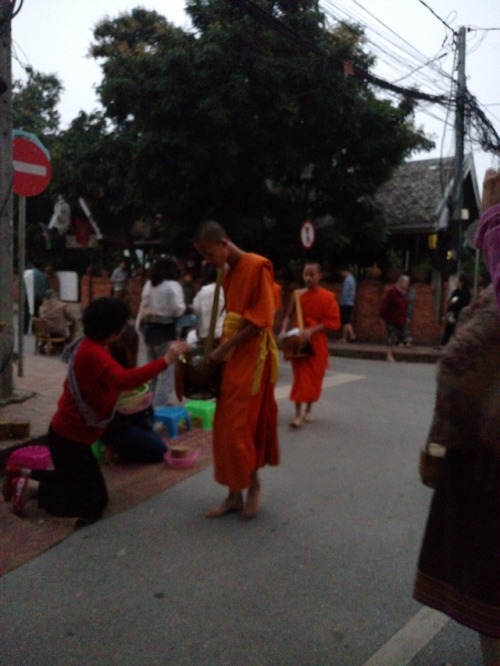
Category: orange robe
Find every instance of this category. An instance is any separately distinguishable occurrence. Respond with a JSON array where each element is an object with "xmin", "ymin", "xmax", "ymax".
[
  {"xmin": 290, "ymin": 287, "xmax": 340, "ymax": 403},
  {"xmin": 213, "ymin": 253, "xmax": 280, "ymax": 490}
]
